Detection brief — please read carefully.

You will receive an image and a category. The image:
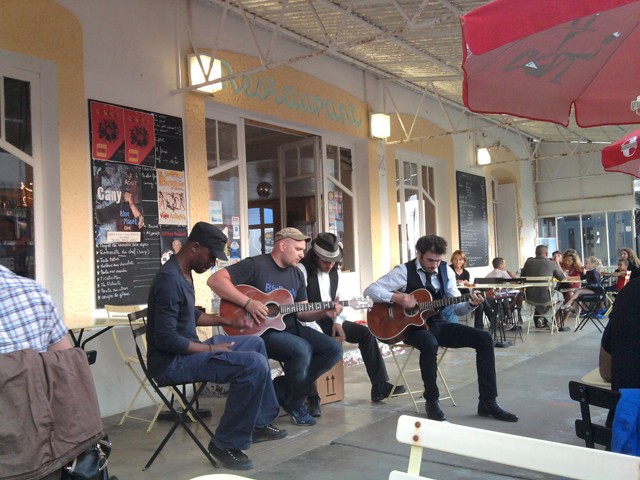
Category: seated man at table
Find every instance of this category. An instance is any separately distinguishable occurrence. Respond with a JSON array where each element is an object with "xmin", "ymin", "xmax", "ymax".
[
  {"xmin": 147, "ymin": 222, "xmax": 286, "ymax": 471},
  {"xmin": 0, "ymin": 264, "xmax": 72, "ymax": 353},
  {"xmin": 485, "ymin": 257, "xmax": 523, "ymax": 324},
  {"xmin": 363, "ymin": 235, "xmax": 518, "ymax": 423},
  {"xmin": 520, "ymin": 245, "xmax": 565, "ymax": 329}
]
